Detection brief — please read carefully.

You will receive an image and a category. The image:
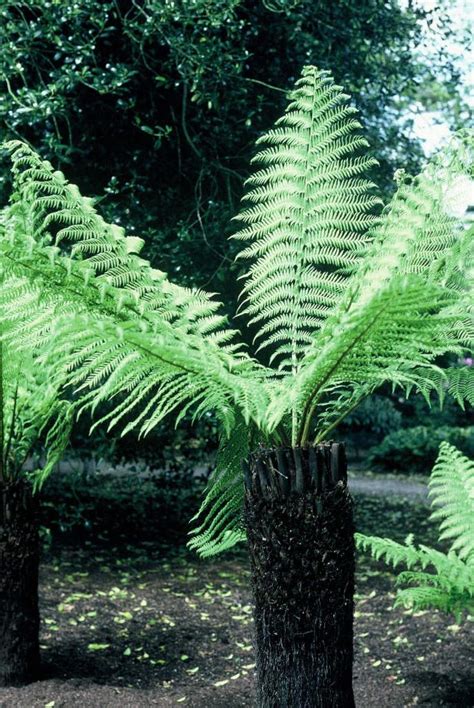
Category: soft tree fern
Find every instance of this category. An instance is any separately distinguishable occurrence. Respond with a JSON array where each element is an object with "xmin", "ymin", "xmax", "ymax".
[
  {"xmin": 356, "ymin": 443, "xmax": 474, "ymax": 621},
  {"xmin": 0, "ymin": 276, "xmax": 75, "ymax": 687},
  {"xmin": 0, "ymin": 66, "xmax": 472, "ymax": 558}
]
